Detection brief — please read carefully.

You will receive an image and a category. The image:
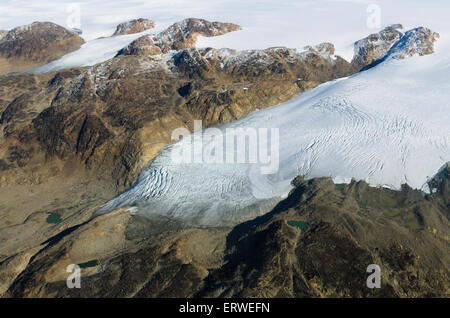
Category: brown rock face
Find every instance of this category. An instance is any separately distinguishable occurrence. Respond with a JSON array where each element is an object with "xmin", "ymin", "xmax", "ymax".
[
  {"xmin": 157, "ymin": 18, "xmax": 242, "ymax": 52},
  {"xmin": 118, "ymin": 18, "xmax": 241, "ymax": 56},
  {"xmin": 351, "ymin": 24, "xmax": 403, "ymax": 70},
  {"xmin": 0, "ymin": 22, "xmax": 84, "ymax": 74},
  {"xmin": 351, "ymin": 25, "xmax": 440, "ymax": 70},
  {"xmin": 112, "ymin": 18, "xmax": 155, "ymax": 36},
  {"xmin": 198, "ymin": 176, "xmax": 449, "ymax": 297},
  {"xmin": 5, "ymin": 172, "xmax": 449, "ymax": 297},
  {"xmin": 116, "ymin": 36, "xmax": 162, "ymax": 56},
  {"xmin": 304, "ymin": 42, "xmax": 335, "ymax": 57}
]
